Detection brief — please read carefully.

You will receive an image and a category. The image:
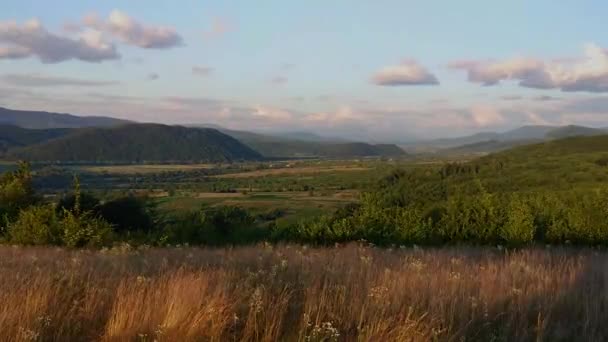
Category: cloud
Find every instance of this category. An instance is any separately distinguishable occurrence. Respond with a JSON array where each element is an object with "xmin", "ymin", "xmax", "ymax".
[
  {"xmin": 560, "ymin": 96, "xmax": 608, "ymax": 114},
  {"xmin": 470, "ymin": 105, "xmax": 505, "ymax": 127},
  {"xmin": 252, "ymin": 105, "xmax": 293, "ymax": 121},
  {"xmin": 0, "ymin": 46, "xmax": 30, "ymax": 59},
  {"xmin": 271, "ymin": 76, "xmax": 288, "ymax": 85},
  {"xmin": 84, "ymin": 10, "xmax": 183, "ymax": 49},
  {"xmin": 192, "ymin": 66, "xmax": 213, "ymax": 77},
  {"xmin": 450, "ymin": 44, "xmax": 608, "ymax": 93},
  {"xmin": 524, "ymin": 111, "xmax": 552, "ymax": 125},
  {"xmin": 304, "ymin": 106, "xmax": 362, "ymax": 126},
  {"xmin": 1, "ymin": 73, "xmax": 119, "ymax": 87},
  {"xmin": 0, "ymin": 18, "xmax": 119, "ymax": 63},
  {"xmin": 147, "ymin": 73, "xmax": 159, "ymax": 81},
  {"xmin": 371, "ymin": 59, "xmax": 439, "ymax": 86}
]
